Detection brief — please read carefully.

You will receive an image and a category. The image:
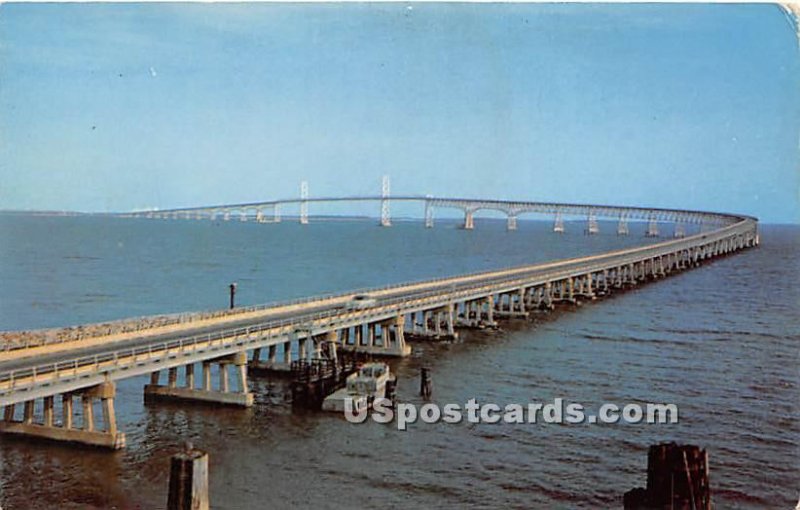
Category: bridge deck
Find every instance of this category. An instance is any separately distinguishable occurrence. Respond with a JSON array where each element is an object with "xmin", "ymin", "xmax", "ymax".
[{"xmin": 0, "ymin": 211, "xmax": 757, "ymax": 408}]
